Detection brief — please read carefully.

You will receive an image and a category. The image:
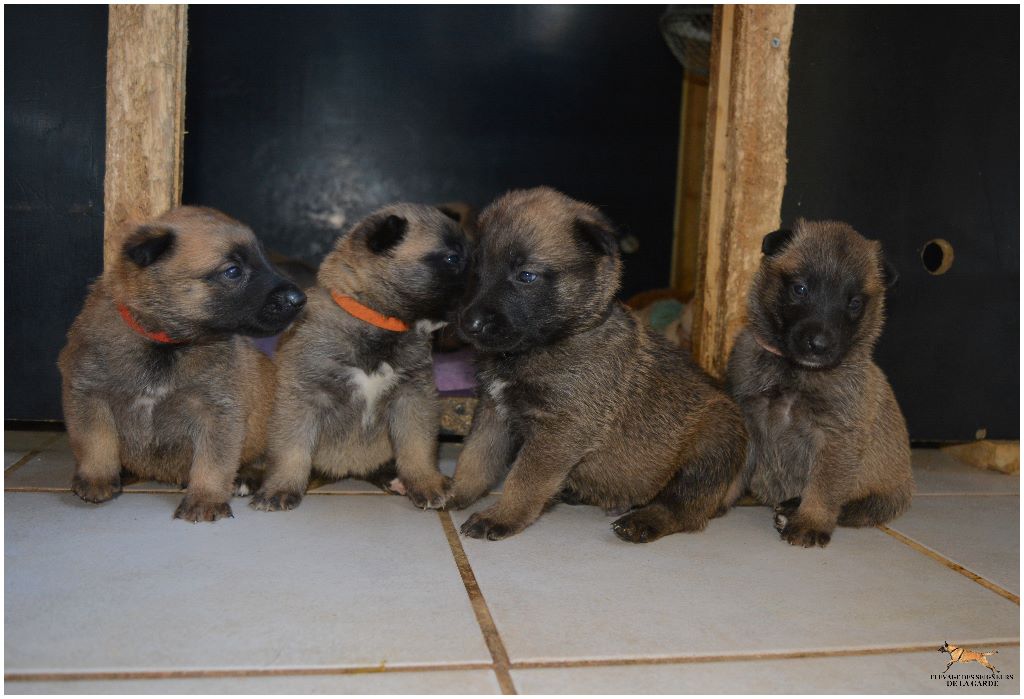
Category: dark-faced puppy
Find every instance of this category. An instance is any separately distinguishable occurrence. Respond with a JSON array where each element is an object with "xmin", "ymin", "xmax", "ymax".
[
  {"xmin": 449, "ymin": 187, "xmax": 747, "ymax": 542},
  {"xmin": 251, "ymin": 204, "xmax": 469, "ymax": 511},
  {"xmin": 724, "ymin": 219, "xmax": 913, "ymax": 547},
  {"xmin": 58, "ymin": 206, "xmax": 306, "ymax": 521}
]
